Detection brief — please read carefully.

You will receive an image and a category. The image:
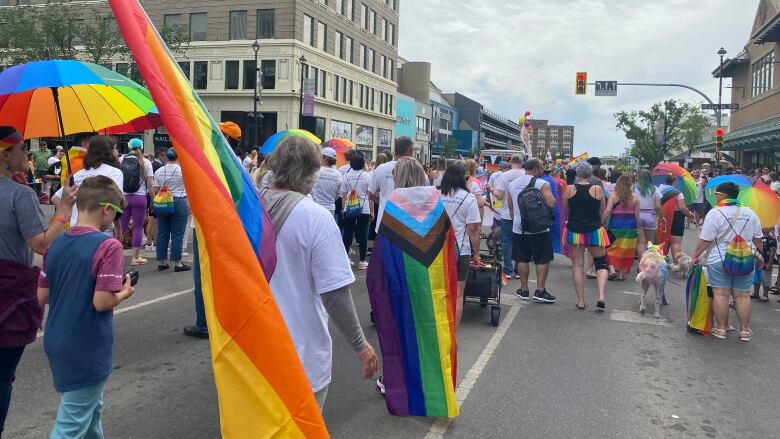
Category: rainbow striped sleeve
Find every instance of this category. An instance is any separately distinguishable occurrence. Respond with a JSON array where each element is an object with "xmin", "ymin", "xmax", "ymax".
[
  {"xmin": 366, "ymin": 186, "xmax": 460, "ymax": 418},
  {"xmin": 109, "ymin": 1, "xmax": 327, "ymax": 437}
]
